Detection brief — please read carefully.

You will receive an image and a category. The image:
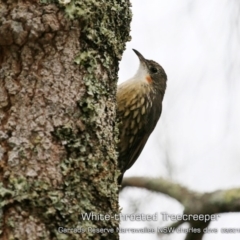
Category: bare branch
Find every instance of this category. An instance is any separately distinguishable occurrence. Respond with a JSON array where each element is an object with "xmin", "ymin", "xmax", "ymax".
[
  {"xmin": 121, "ymin": 177, "xmax": 197, "ymax": 205},
  {"xmin": 122, "ymin": 177, "xmax": 240, "ymax": 240}
]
